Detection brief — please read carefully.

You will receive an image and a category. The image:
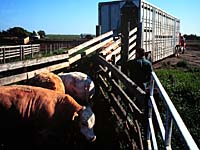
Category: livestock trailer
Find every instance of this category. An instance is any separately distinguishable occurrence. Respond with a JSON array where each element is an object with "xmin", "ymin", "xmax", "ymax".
[{"xmin": 98, "ymin": 0, "xmax": 180, "ymax": 62}]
